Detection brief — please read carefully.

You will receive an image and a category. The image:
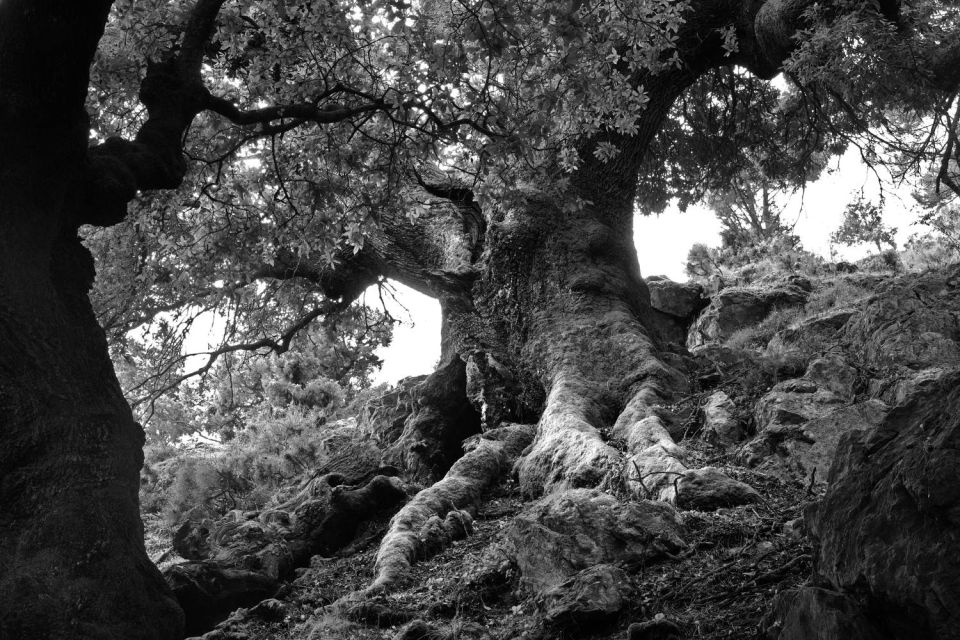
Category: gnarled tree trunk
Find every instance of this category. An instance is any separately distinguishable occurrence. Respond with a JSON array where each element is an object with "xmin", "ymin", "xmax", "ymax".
[
  {"xmin": 0, "ymin": 5, "xmax": 184, "ymax": 639},
  {"xmin": 363, "ymin": 75, "xmax": 698, "ymax": 500}
]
